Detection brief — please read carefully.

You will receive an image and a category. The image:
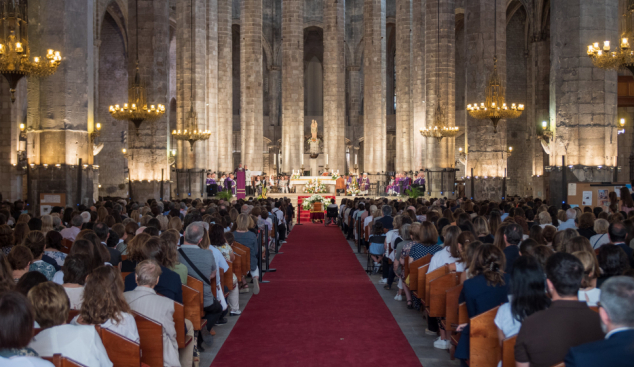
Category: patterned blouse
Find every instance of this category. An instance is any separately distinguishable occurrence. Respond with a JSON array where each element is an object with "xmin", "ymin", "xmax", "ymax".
[
  {"xmin": 44, "ymin": 250, "xmax": 67, "ymax": 267},
  {"xmin": 409, "ymin": 243, "xmax": 442, "ymax": 260},
  {"xmin": 30, "ymin": 260, "xmax": 56, "ymax": 281}
]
